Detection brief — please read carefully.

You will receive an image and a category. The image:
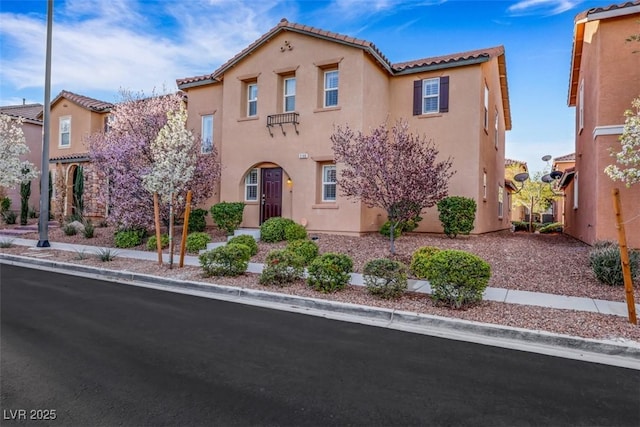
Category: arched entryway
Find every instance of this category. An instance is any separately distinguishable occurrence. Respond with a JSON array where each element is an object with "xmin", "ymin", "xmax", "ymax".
[{"xmin": 240, "ymin": 163, "xmax": 293, "ymax": 226}]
